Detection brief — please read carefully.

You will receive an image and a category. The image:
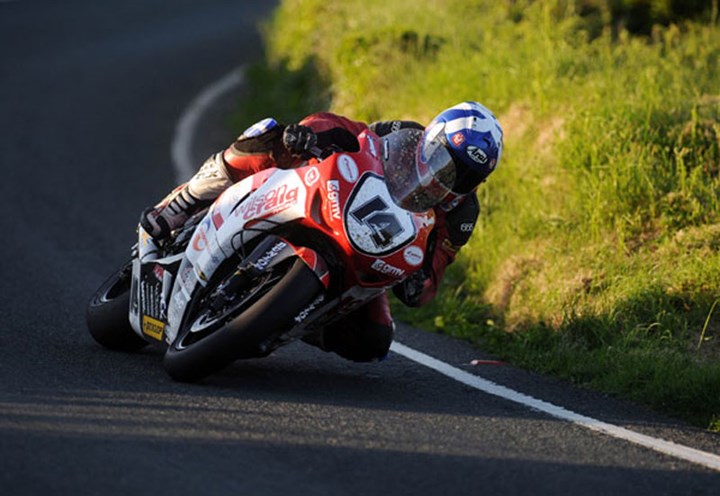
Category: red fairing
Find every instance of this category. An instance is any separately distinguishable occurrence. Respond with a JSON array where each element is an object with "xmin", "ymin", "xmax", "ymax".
[
  {"xmin": 287, "ymin": 131, "xmax": 436, "ymax": 293},
  {"xmin": 295, "ymin": 246, "xmax": 330, "ymax": 289}
]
